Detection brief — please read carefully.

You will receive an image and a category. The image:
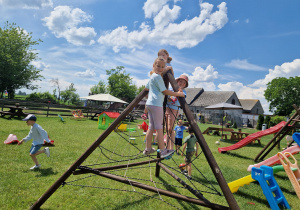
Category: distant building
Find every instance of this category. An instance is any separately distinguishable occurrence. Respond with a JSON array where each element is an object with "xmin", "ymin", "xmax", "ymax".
[
  {"xmin": 239, "ymin": 99, "xmax": 265, "ymax": 128},
  {"xmin": 185, "ymin": 89, "xmax": 243, "ymax": 127}
]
